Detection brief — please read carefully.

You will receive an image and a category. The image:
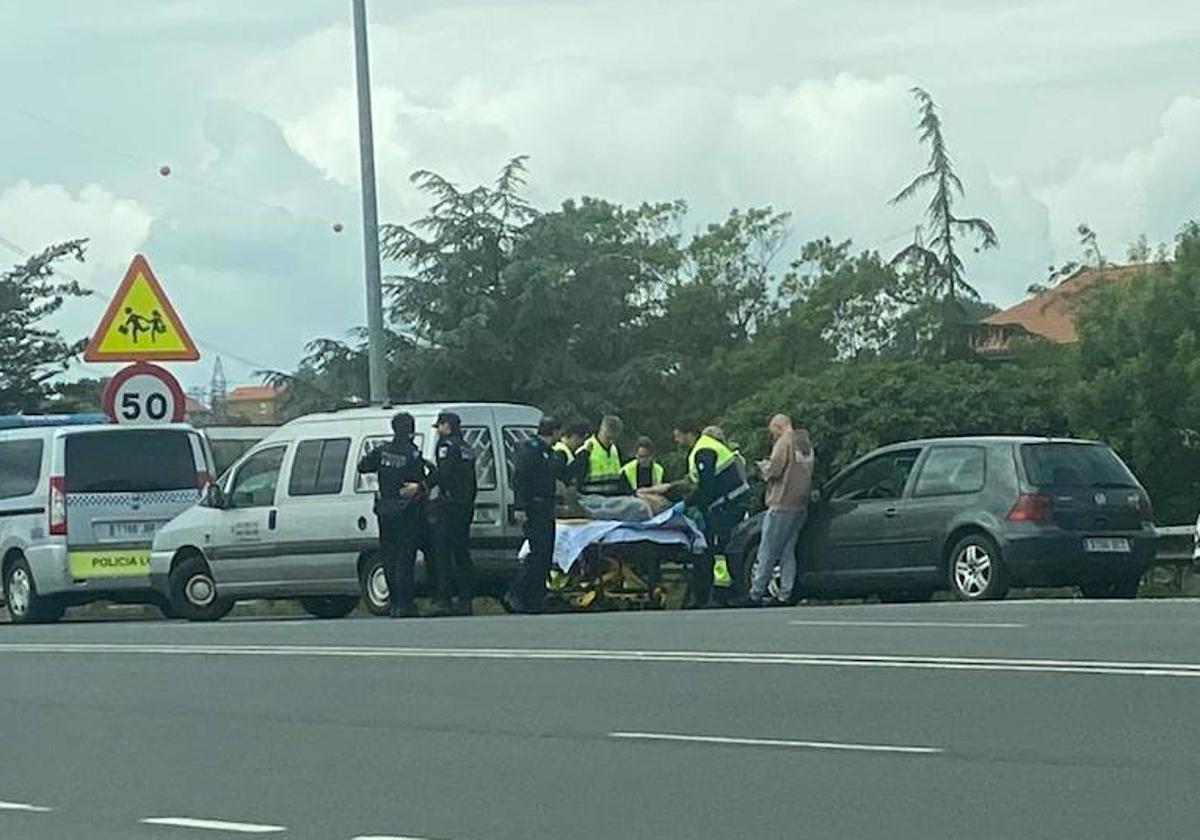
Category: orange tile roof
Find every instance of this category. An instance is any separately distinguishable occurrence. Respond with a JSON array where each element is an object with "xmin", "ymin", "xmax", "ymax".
[
  {"xmin": 983, "ymin": 264, "xmax": 1157, "ymax": 344},
  {"xmin": 226, "ymin": 385, "xmax": 279, "ymax": 402}
]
